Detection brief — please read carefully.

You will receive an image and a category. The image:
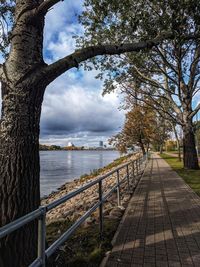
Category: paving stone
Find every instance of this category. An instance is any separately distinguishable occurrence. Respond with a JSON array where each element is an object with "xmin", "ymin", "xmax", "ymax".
[{"xmin": 102, "ymin": 154, "xmax": 200, "ymax": 267}]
